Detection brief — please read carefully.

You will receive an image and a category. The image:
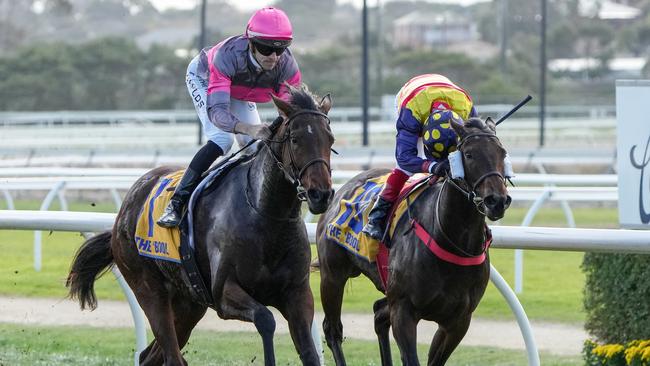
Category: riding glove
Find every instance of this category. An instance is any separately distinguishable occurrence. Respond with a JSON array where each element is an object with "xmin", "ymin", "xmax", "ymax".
[
  {"xmin": 430, "ymin": 158, "xmax": 450, "ymax": 177},
  {"xmin": 234, "ymin": 122, "xmax": 272, "ymax": 141}
]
